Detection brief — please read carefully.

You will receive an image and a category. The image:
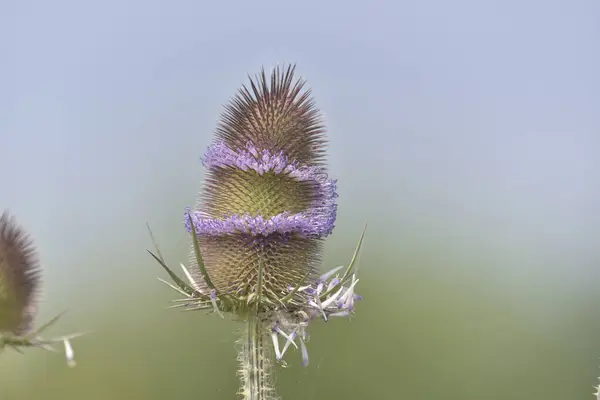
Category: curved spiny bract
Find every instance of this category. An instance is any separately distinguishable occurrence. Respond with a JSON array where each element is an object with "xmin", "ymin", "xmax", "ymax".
[{"xmin": 0, "ymin": 211, "xmax": 41, "ymax": 335}]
